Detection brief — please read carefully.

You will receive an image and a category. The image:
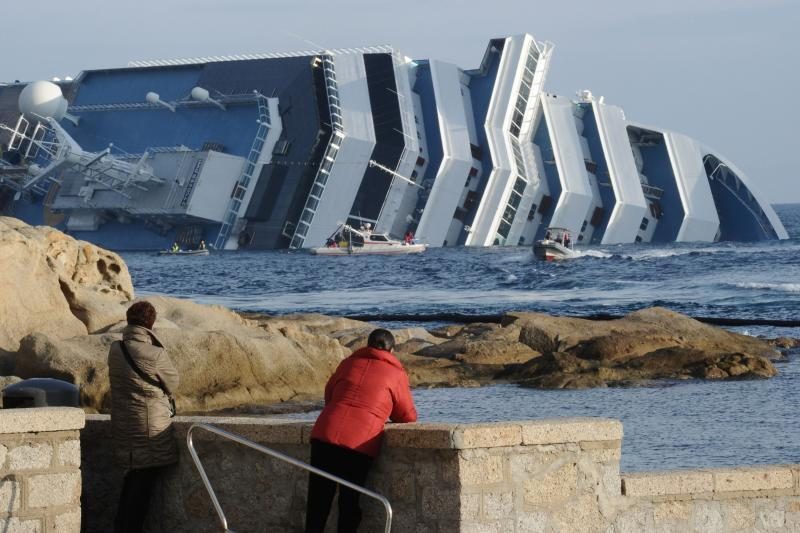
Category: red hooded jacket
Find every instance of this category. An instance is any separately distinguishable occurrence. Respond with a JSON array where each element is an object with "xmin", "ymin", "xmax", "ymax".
[{"xmin": 310, "ymin": 346, "xmax": 417, "ymax": 457}]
